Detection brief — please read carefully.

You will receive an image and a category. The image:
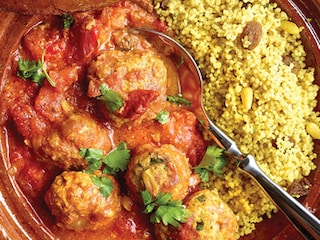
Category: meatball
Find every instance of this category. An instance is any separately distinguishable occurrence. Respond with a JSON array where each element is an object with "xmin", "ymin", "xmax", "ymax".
[
  {"xmin": 31, "ymin": 112, "xmax": 112, "ymax": 169},
  {"xmin": 45, "ymin": 171, "xmax": 122, "ymax": 231},
  {"xmin": 87, "ymin": 44, "xmax": 167, "ymax": 98},
  {"xmin": 125, "ymin": 144, "xmax": 192, "ymax": 202},
  {"xmin": 114, "ymin": 103, "xmax": 209, "ymax": 166},
  {"xmin": 87, "ymin": 48, "xmax": 168, "ymax": 121},
  {"xmin": 155, "ymin": 189, "xmax": 238, "ymax": 240}
]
